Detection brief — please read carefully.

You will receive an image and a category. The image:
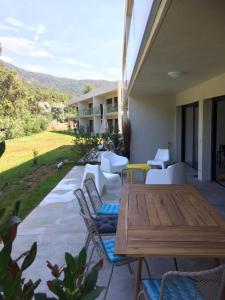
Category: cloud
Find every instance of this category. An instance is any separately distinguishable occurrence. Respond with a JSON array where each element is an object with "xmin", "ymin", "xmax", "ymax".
[
  {"xmin": 0, "ymin": 55, "xmax": 13, "ymax": 63},
  {"xmin": 33, "ymin": 24, "xmax": 46, "ymax": 42},
  {"xmin": 41, "ymin": 40, "xmax": 73, "ymax": 55},
  {"xmin": 1, "ymin": 17, "xmax": 47, "ymax": 42},
  {"xmin": 61, "ymin": 57, "xmax": 91, "ymax": 68},
  {"xmin": 25, "ymin": 64, "xmax": 47, "ymax": 73},
  {"xmin": 0, "ymin": 36, "xmax": 54, "ymax": 58},
  {"xmin": 5, "ymin": 17, "xmax": 24, "ymax": 29},
  {"xmin": 0, "ymin": 24, "xmax": 20, "ymax": 32},
  {"xmin": 105, "ymin": 67, "xmax": 121, "ymax": 78}
]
